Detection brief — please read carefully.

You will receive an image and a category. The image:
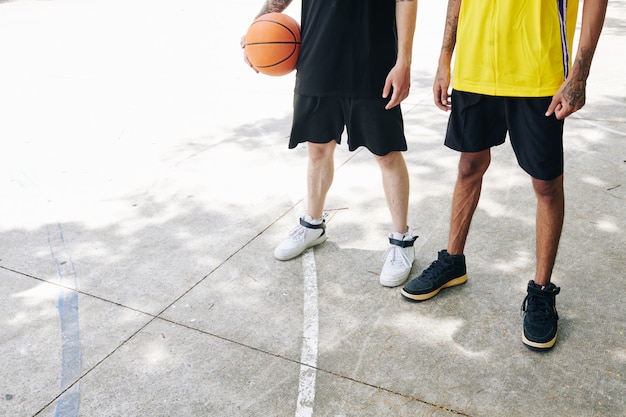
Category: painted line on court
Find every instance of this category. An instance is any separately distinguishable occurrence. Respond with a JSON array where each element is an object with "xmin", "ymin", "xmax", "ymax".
[
  {"xmin": 573, "ymin": 113, "xmax": 626, "ymax": 136},
  {"xmin": 295, "ymin": 249, "xmax": 319, "ymax": 417},
  {"xmin": 48, "ymin": 224, "xmax": 82, "ymax": 417}
]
